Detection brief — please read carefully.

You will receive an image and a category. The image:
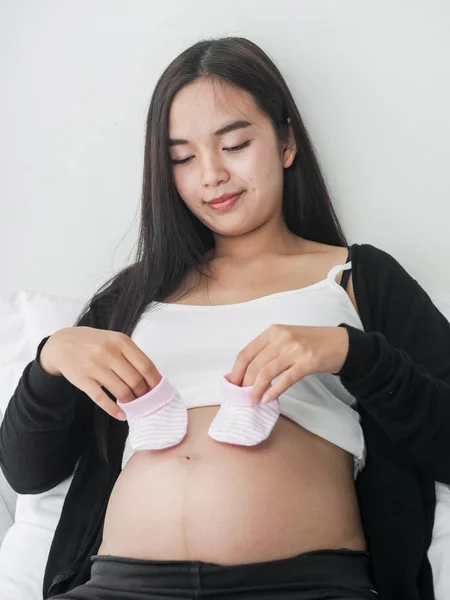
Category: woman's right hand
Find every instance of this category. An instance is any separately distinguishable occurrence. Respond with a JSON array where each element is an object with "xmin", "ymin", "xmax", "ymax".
[{"xmin": 39, "ymin": 327, "xmax": 162, "ymax": 421}]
